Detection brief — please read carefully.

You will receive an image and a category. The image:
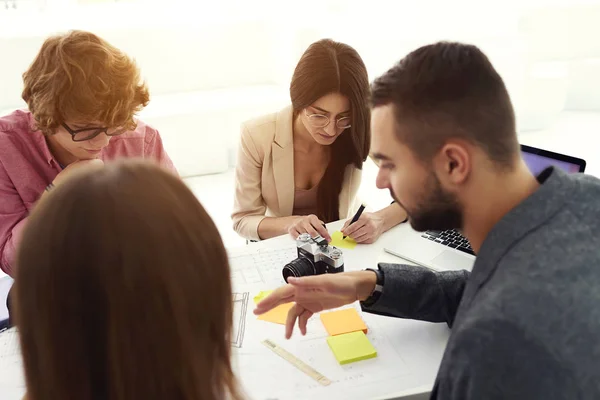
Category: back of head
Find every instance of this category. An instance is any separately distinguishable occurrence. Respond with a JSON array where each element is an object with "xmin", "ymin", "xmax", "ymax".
[
  {"xmin": 371, "ymin": 41, "xmax": 519, "ymax": 168},
  {"xmin": 15, "ymin": 161, "xmax": 241, "ymax": 400},
  {"xmin": 290, "ymin": 39, "xmax": 370, "ymax": 221},
  {"xmin": 22, "ymin": 30, "xmax": 149, "ymax": 135}
]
